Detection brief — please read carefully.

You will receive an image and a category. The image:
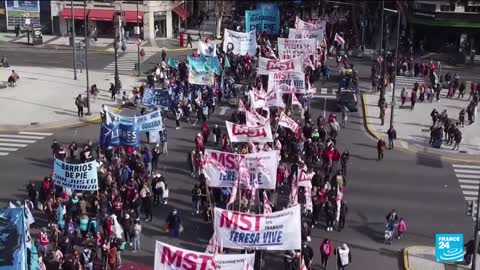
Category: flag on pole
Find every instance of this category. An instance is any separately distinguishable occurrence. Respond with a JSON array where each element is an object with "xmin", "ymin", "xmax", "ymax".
[
  {"xmin": 289, "ymin": 80, "xmax": 302, "ymax": 107},
  {"xmin": 334, "ymin": 33, "xmax": 345, "ymax": 46},
  {"xmin": 224, "ymin": 54, "xmax": 231, "ymax": 69},
  {"xmin": 263, "ymin": 191, "xmax": 272, "ymax": 214}
]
